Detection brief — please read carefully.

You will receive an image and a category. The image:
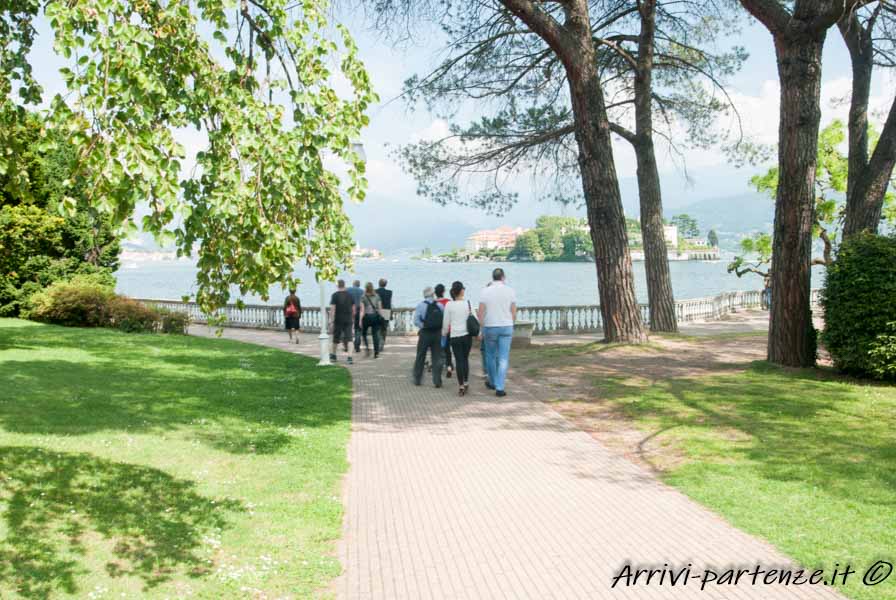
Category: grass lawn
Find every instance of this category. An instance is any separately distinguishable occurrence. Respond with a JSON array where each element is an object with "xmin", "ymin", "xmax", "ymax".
[
  {"xmin": 567, "ymin": 358, "xmax": 896, "ymax": 600},
  {"xmin": 0, "ymin": 319, "xmax": 352, "ymax": 599}
]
